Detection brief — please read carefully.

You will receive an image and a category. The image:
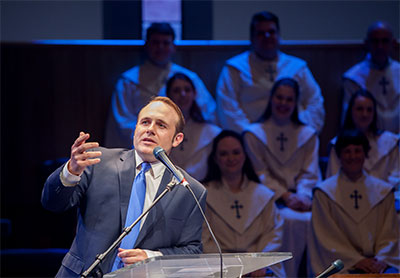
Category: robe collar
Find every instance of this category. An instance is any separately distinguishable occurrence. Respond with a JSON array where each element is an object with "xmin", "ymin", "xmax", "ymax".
[
  {"xmin": 246, "ymin": 120, "xmax": 316, "ymax": 164},
  {"xmin": 316, "ymin": 171, "xmax": 394, "ymax": 223},
  {"xmin": 206, "ymin": 177, "xmax": 274, "ymax": 234}
]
